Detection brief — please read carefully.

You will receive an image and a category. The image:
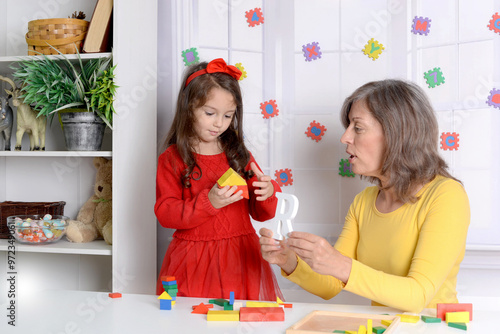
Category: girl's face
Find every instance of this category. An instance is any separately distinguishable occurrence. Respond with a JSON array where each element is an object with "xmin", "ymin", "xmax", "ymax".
[
  {"xmin": 192, "ymin": 87, "xmax": 236, "ymax": 154},
  {"xmin": 340, "ymin": 100, "xmax": 386, "ymax": 179}
]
